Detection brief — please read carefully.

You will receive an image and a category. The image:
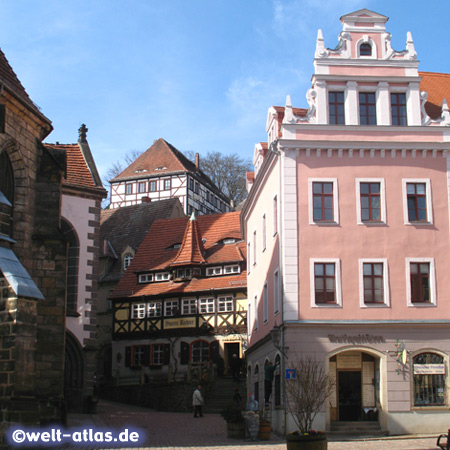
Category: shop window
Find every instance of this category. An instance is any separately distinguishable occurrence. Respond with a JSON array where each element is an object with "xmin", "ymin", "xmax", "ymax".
[{"xmin": 413, "ymin": 353, "xmax": 446, "ymax": 406}]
